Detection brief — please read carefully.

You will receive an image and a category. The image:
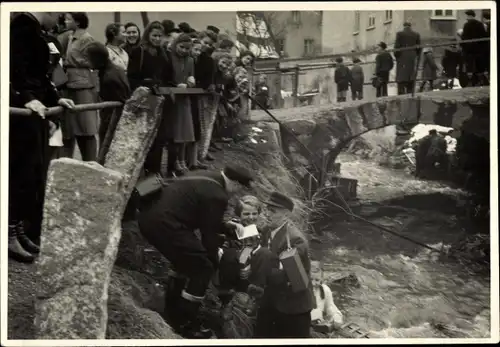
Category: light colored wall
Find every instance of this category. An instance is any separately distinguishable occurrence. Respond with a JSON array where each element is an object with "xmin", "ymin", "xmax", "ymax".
[
  {"xmin": 85, "ymin": 12, "xmax": 236, "ymax": 43},
  {"xmin": 279, "ymin": 11, "xmax": 322, "ymax": 58}
]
